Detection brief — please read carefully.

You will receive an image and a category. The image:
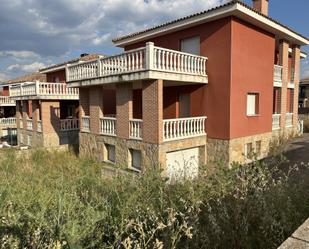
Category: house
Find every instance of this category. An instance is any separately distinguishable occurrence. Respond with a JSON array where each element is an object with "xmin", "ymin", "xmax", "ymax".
[
  {"xmin": 66, "ymin": 0, "xmax": 309, "ymax": 179},
  {"xmin": 299, "ymin": 77, "xmax": 309, "ymax": 110},
  {"xmin": 6, "ymin": 54, "xmax": 101, "ymax": 149},
  {"xmin": 0, "ymin": 79, "xmax": 19, "ymax": 145}
]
